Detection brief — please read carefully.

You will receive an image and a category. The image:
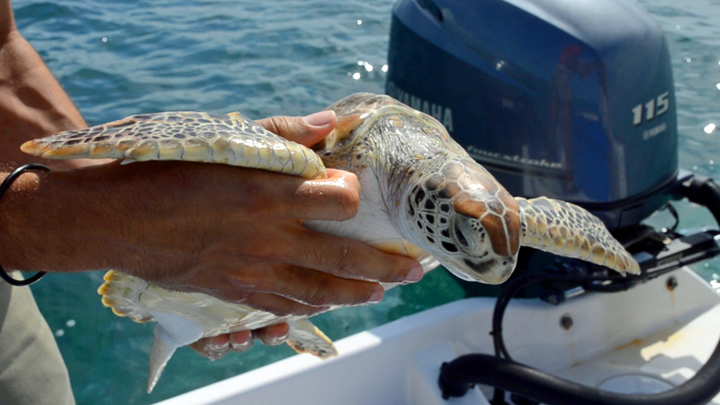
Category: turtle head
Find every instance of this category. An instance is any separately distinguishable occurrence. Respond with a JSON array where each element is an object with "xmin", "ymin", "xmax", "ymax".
[{"xmin": 405, "ymin": 157, "xmax": 522, "ymax": 284}]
